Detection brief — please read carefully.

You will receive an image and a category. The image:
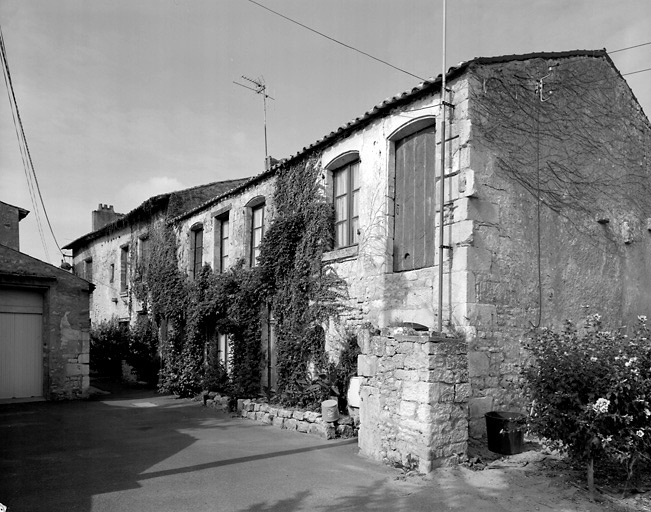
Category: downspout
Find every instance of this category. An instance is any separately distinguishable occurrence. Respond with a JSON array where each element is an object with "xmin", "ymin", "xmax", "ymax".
[{"xmin": 437, "ymin": 0, "xmax": 447, "ymax": 334}]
